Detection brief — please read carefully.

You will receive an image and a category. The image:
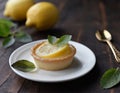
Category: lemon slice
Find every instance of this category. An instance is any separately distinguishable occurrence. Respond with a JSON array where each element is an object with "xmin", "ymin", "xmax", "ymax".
[{"xmin": 35, "ymin": 42, "xmax": 71, "ymax": 58}]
